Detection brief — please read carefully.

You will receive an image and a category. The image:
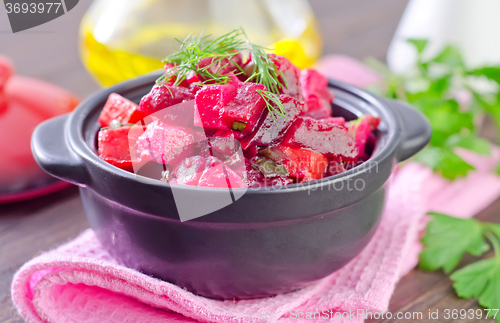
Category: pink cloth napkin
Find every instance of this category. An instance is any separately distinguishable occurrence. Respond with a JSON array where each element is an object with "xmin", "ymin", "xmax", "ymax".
[
  {"xmin": 12, "ymin": 56, "xmax": 500, "ymax": 323},
  {"xmin": 314, "ymin": 55, "xmax": 382, "ymax": 88},
  {"xmin": 12, "ymin": 163, "xmax": 425, "ymax": 323}
]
